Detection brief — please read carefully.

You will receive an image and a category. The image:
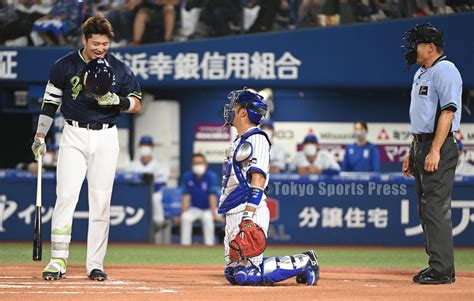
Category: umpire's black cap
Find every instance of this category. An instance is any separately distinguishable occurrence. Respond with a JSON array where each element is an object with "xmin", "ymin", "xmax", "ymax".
[{"xmin": 402, "ymin": 23, "xmax": 444, "ymax": 49}]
